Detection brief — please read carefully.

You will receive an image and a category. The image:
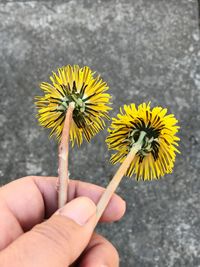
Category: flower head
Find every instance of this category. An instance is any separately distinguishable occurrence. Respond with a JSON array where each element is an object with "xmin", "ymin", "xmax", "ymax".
[
  {"xmin": 106, "ymin": 103, "xmax": 180, "ymax": 180},
  {"xmin": 35, "ymin": 65, "xmax": 111, "ymax": 146}
]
